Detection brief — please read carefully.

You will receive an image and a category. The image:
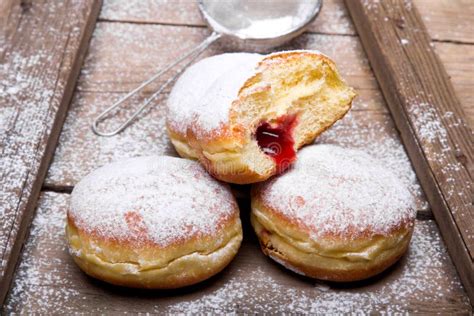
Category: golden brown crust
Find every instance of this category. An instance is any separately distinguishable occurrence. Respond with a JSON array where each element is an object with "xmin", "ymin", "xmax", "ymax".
[
  {"xmin": 259, "ymin": 236, "xmax": 408, "ymax": 282},
  {"xmin": 66, "ymin": 155, "xmax": 244, "ymax": 289},
  {"xmin": 167, "ymin": 125, "xmax": 272, "ymax": 184},
  {"xmin": 251, "ymin": 192, "xmax": 414, "ymax": 282},
  {"xmin": 167, "ymin": 51, "xmax": 356, "ymax": 184},
  {"xmin": 67, "ymin": 212, "xmax": 243, "ymax": 289},
  {"xmin": 251, "ymin": 186, "xmax": 412, "ymax": 240}
]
